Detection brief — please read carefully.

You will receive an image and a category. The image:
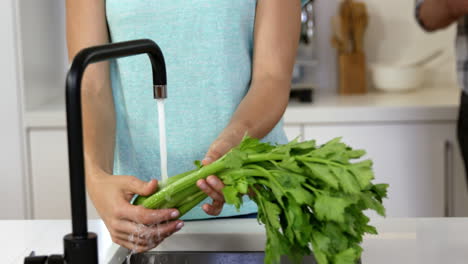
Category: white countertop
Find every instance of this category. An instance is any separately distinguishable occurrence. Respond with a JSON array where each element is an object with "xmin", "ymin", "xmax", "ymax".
[
  {"xmin": 285, "ymin": 86, "xmax": 460, "ymax": 124},
  {"xmin": 4, "ymin": 218, "xmax": 468, "ymax": 264},
  {"xmin": 23, "ymin": 86, "xmax": 461, "ymax": 128}
]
